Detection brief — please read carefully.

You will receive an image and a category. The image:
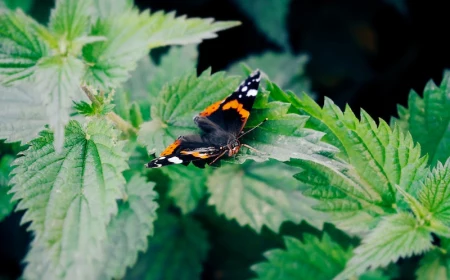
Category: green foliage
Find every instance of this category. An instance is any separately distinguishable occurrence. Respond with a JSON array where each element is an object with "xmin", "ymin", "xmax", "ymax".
[
  {"xmin": 125, "ymin": 210, "xmax": 210, "ymax": 280},
  {"xmin": 416, "ymin": 238, "xmax": 450, "ymax": 280},
  {"xmin": 0, "ymin": 154, "xmax": 15, "ymax": 222},
  {"xmin": 252, "ymin": 233, "xmax": 352, "ymax": 280},
  {"xmin": 393, "ymin": 71, "xmax": 450, "ymax": 166},
  {"xmin": 231, "ymin": 0, "xmax": 290, "ymax": 49},
  {"xmin": 13, "ymin": 119, "xmax": 128, "ymax": 279},
  {"xmin": 1, "ymin": 0, "xmax": 34, "ymax": 12}
]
